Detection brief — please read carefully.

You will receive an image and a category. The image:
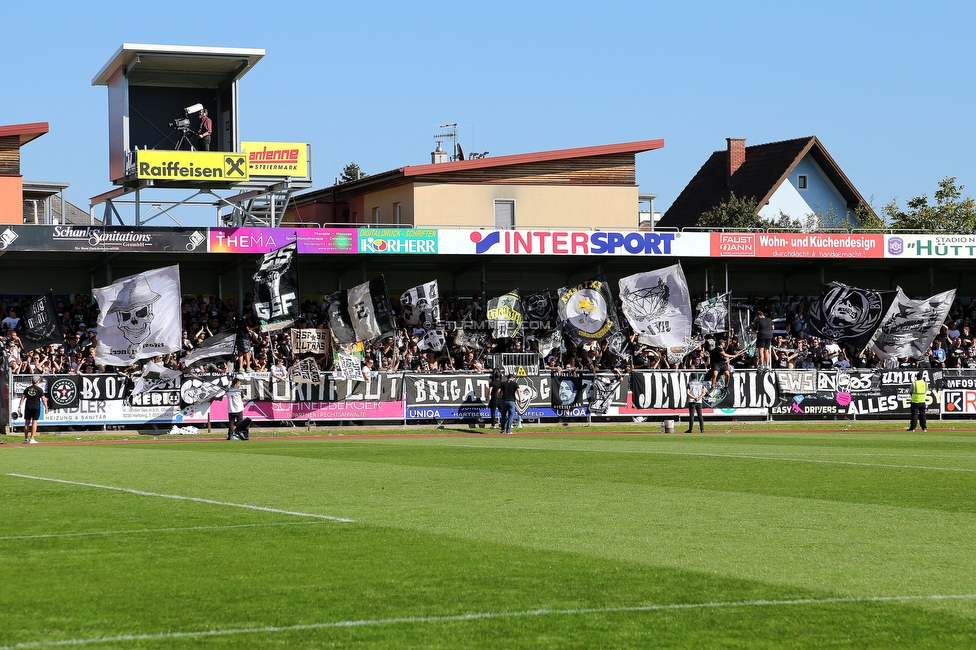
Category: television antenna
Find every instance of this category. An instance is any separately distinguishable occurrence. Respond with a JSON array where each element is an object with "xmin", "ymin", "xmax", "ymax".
[{"xmin": 431, "ymin": 122, "xmax": 473, "ymax": 161}]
